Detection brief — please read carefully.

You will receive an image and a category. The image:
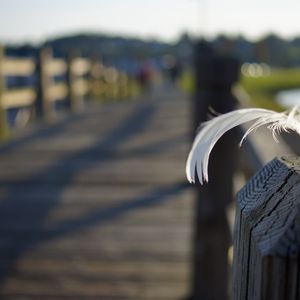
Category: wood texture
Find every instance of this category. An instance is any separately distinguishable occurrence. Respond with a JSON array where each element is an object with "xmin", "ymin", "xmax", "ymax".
[
  {"xmin": 2, "ymin": 88, "xmax": 36, "ymax": 108},
  {"xmin": 0, "ymin": 47, "xmax": 132, "ymax": 129},
  {"xmin": 0, "ymin": 46, "xmax": 9, "ymax": 138},
  {"xmin": 2, "ymin": 58, "xmax": 35, "ymax": 76},
  {"xmin": 191, "ymin": 41, "xmax": 240, "ymax": 300},
  {"xmin": 233, "ymin": 156, "xmax": 300, "ymax": 300},
  {"xmin": 0, "ymin": 87, "xmax": 192, "ymax": 299},
  {"xmin": 47, "ymin": 83, "xmax": 68, "ymax": 102},
  {"xmin": 45, "ymin": 59, "xmax": 67, "ymax": 76},
  {"xmin": 71, "ymin": 58, "xmax": 91, "ymax": 76},
  {"xmin": 35, "ymin": 47, "xmax": 54, "ymax": 119}
]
